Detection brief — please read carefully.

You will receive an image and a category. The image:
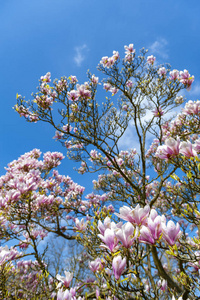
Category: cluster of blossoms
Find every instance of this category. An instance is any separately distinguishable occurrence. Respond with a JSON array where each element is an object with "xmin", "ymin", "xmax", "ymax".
[
  {"xmin": 156, "ymin": 137, "xmax": 200, "ymax": 160},
  {"xmin": 124, "ymin": 43, "xmax": 135, "ymax": 63},
  {"xmin": 157, "ymin": 67, "xmax": 194, "ymax": 90},
  {"xmin": 0, "ymin": 246, "xmax": 51, "ymax": 298},
  {"xmin": 95, "ymin": 205, "xmax": 182, "ymax": 280},
  {"xmin": 103, "ymin": 82, "xmax": 119, "ymax": 95},
  {"xmin": 0, "ymin": 149, "xmax": 89, "ymax": 250},
  {"xmin": 146, "ymin": 54, "xmax": 194, "ymax": 91},
  {"xmin": 160, "ymin": 100, "xmax": 200, "ymax": 141},
  {"xmin": 100, "ymin": 51, "xmax": 120, "ymax": 68},
  {"xmin": 67, "ymin": 83, "xmax": 92, "ymax": 102},
  {"xmin": 170, "ymin": 69, "xmax": 194, "ymax": 90},
  {"xmin": 147, "ymin": 55, "xmax": 156, "ymax": 64}
]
